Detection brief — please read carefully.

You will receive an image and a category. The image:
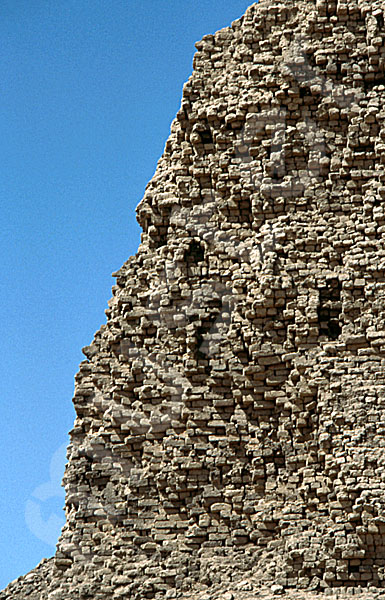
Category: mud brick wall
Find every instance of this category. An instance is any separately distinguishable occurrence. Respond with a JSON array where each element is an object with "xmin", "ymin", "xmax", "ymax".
[{"xmin": 3, "ymin": 1, "xmax": 385, "ymax": 598}]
